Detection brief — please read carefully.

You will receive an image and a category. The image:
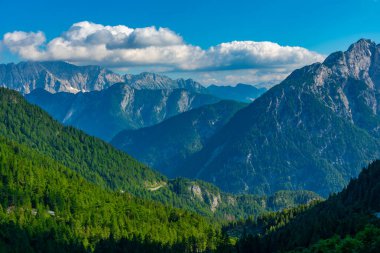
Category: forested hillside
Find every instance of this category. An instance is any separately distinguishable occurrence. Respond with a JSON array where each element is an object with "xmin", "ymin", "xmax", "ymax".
[
  {"xmin": 0, "ymin": 137, "xmax": 220, "ymax": 252},
  {"xmin": 0, "ymin": 88, "xmax": 163, "ymax": 192}
]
